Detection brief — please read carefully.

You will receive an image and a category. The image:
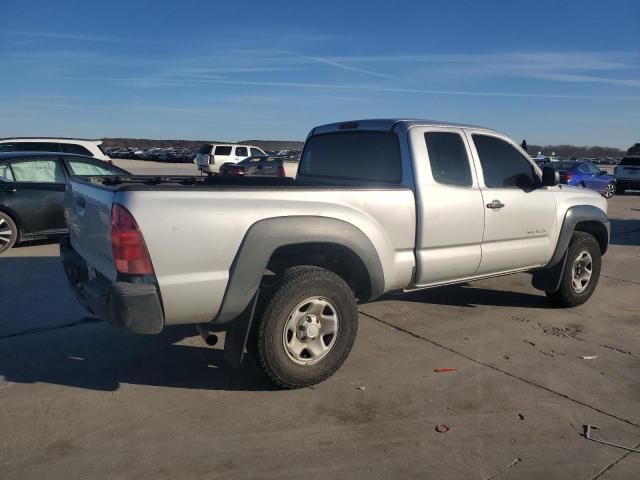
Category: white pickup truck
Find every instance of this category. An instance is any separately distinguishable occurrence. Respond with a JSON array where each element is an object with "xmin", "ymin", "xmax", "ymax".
[{"xmin": 62, "ymin": 119, "xmax": 610, "ymax": 388}]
